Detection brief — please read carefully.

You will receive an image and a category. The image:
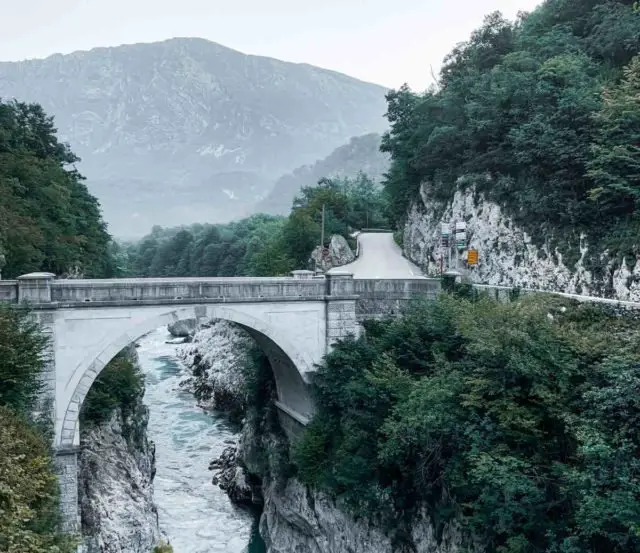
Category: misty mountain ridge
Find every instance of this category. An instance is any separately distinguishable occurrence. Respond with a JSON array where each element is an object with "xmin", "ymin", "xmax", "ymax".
[
  {"xmin": 0, "ymin": 37, "xmax": 389, "ymax": 237},
  {"xmin": 257, "ymin": 133, "xmax": 390, "ymax": 216}
]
